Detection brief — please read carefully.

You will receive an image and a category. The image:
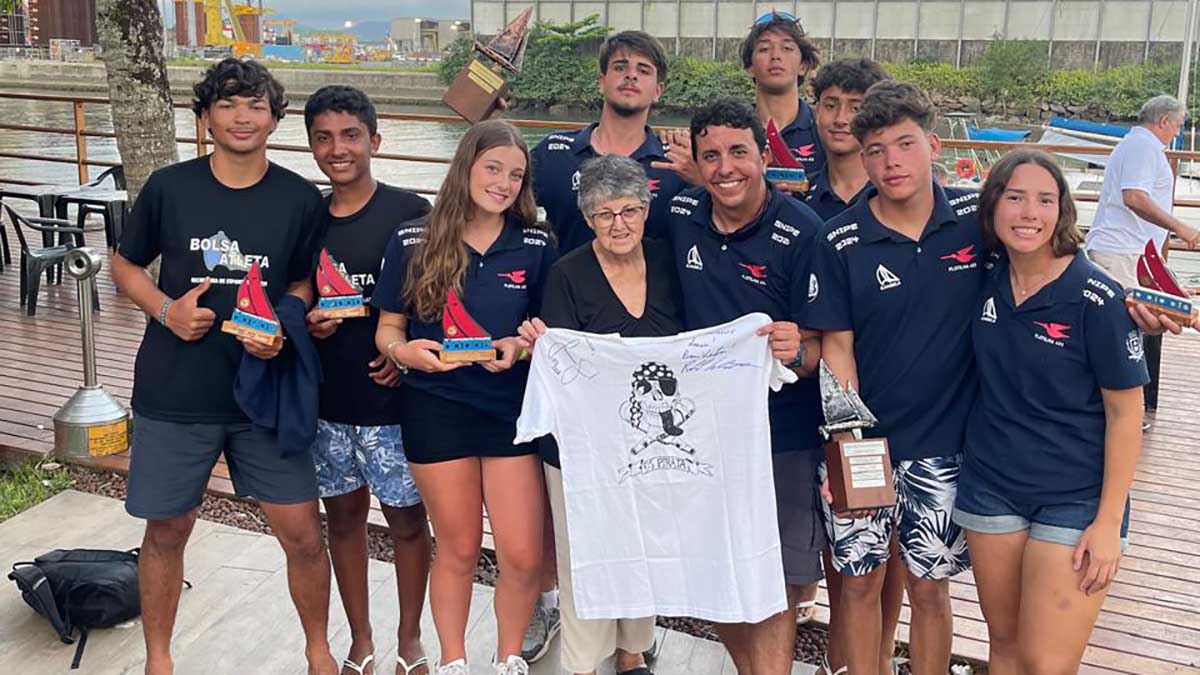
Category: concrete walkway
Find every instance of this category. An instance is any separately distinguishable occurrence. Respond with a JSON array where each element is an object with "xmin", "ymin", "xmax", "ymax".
[{"xmin": 0, "ymin": 491, "xmax": 817, "ymax": 674}]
